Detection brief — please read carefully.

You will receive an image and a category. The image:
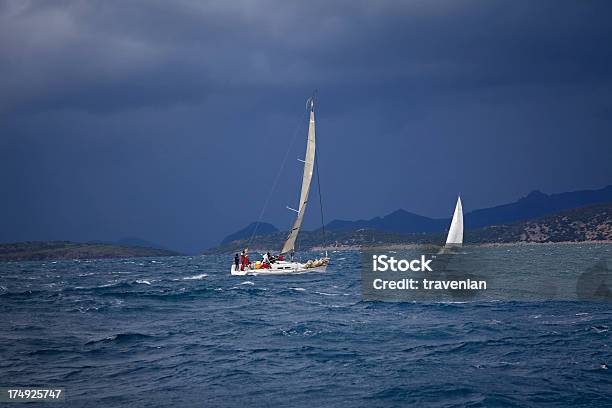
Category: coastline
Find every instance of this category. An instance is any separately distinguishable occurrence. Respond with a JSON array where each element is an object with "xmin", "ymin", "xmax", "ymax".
[
  {"xmin": 0, "ymin": 241, "xmax": 181, "ymax": 262},
  {"xmin": 312, "ymin": 240, "xmax": 612, "ymax": 252}
]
